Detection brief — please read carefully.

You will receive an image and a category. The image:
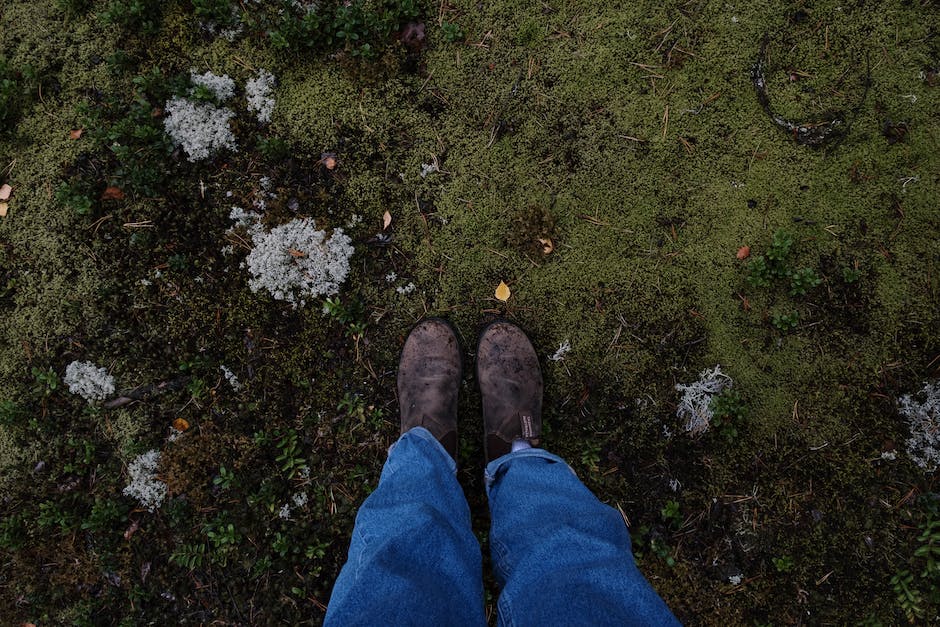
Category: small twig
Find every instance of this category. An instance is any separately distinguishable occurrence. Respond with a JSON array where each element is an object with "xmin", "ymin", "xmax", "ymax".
[{"xmin": 103, "ymin": 376, "xmax": 192, "ymax": 409}]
